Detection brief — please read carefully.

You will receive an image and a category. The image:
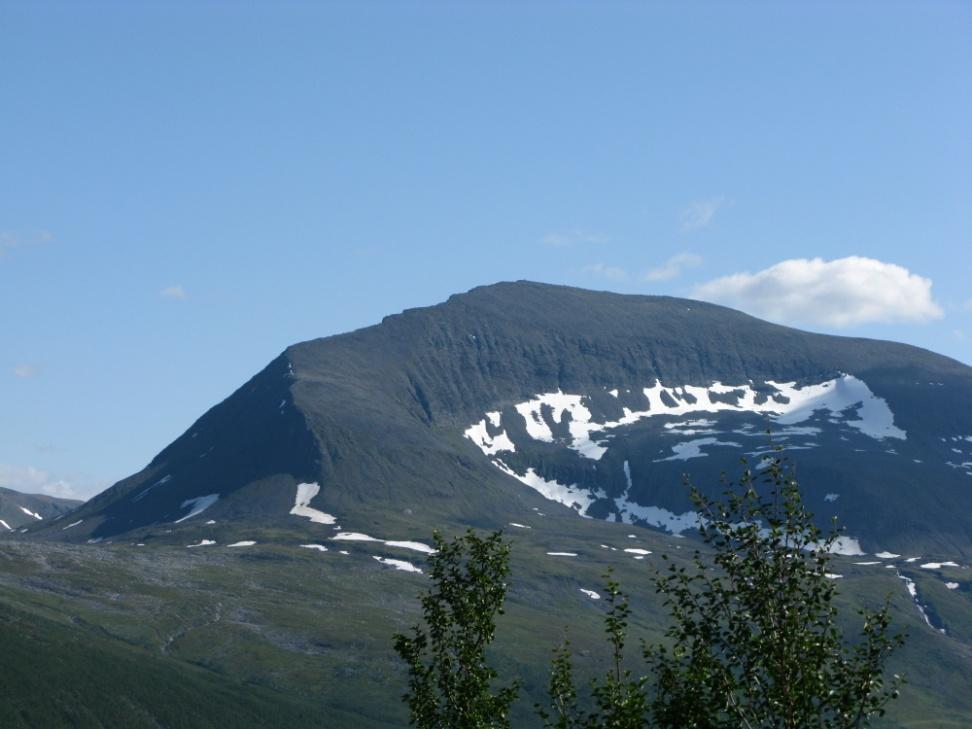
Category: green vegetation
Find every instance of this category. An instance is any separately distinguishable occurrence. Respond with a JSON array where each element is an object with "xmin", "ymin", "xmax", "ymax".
[
  {"xmin": 0, "ymin": 484, "xmax": 968, "ymax": 728},
  {"xmin": 539, "ymin": 574, "xmax": 648, "ymax": 729},
  {"xmin": 394, "ymin": 530, "xmax": 520, "ymax": 728},
  {"xmin": 646, "ymin": 460, "xmax": 902, "ymax": 728},
  {"xmin": 0, "ymin": 604, "xmax": 320, "ymax": 729},
  {"xmin": 405, "ymin": 459, "xmax": 906, "ymax": 728}
]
